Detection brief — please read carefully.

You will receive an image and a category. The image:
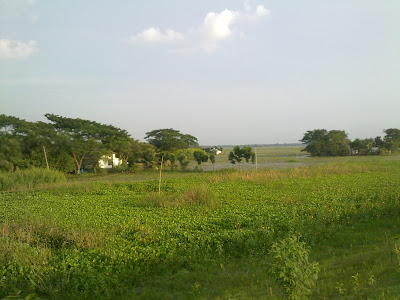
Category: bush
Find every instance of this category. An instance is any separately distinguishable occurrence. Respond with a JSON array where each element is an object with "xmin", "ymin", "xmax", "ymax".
[
  {"xmin": 0, "ymin": 168, "xmax": 66, "ymax": 191},
  {"xmin": 141, "ymin": 185, "xmax": 217, "ymax": 208},
  {"xmin": 395, "ymin": 239, "xmax": 400, "ymax": 268},
  {"xmin": 176, "ymin": 185, "xmax": 217, "ymax": 208},
  {"xmin": 0, "ymin": 160, "xmax": 14, "ymax": 173},
  {"xmin": 270, "ymin": 235, "xmax": 319, "ymax": 300}
]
